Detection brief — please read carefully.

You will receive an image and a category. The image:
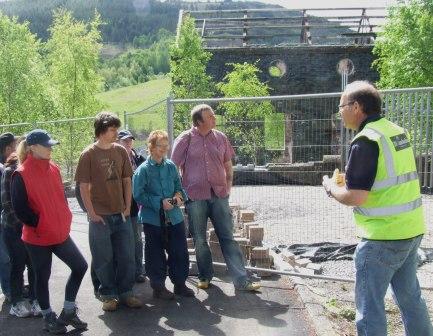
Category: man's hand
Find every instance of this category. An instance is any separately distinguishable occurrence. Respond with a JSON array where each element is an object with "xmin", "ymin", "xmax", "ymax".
[
  {"xmin": 88, "ymin": 212, "xmax": 105, "ymax": 225},
  {"xmin": 123, "ymin": 207, "xmax": 131, "ymax": 218},
  {"xmin": 162, "ymin": 199, "xmax": 174, "ymax": 211},
  {"xmin": 322, "ymin": 175, "xmax": 335, "ymax": 197},
  {"xmin": 173, "ymin": 193, "xmax": 183, "ymax": 206}
]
